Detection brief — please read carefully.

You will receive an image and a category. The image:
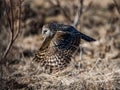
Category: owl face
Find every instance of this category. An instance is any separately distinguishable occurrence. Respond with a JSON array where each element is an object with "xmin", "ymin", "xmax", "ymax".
[
  {"xmin": 42, "ymin": 23, "xmax": 58, "ymax": 39},
  {"xmin": 42, "ymin": 27, "xmax": 54, "ymax": 38}
]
